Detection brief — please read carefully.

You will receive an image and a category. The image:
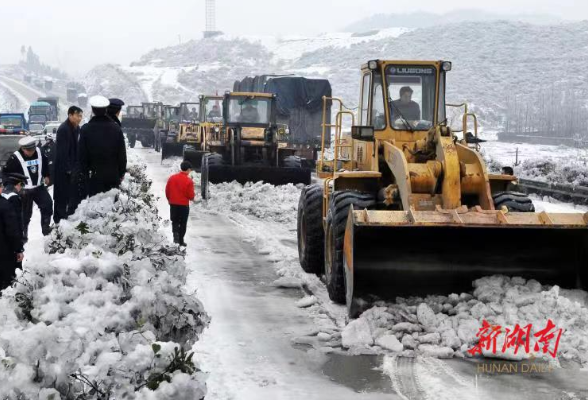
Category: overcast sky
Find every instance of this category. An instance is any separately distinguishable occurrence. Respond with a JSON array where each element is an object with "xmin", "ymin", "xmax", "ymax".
[{"xmin": 1, "ymin": 0, "xmax": 584, "ymax": 76}]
